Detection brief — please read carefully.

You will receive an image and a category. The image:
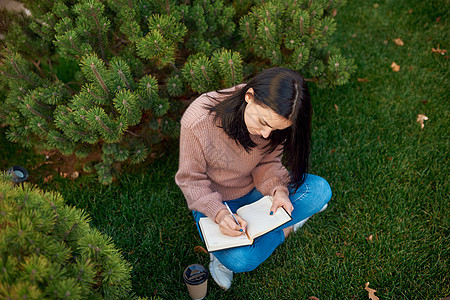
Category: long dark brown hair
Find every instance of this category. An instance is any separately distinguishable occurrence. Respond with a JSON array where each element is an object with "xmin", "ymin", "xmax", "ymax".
[{"xmin": 206, "ymin": 67, "xmax": 312, "ymax": 190}]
